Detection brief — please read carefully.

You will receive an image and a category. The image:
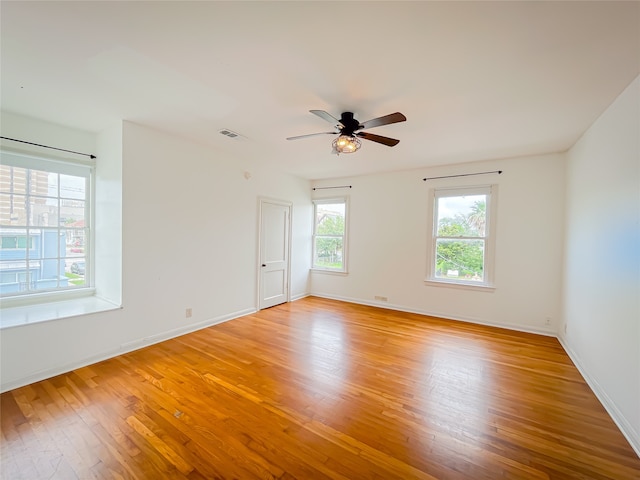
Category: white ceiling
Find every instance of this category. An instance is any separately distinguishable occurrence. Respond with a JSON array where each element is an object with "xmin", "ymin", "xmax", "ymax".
[{"xmin": 2, "ymin": 1, "xmax": 639, "ymax": 180}]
